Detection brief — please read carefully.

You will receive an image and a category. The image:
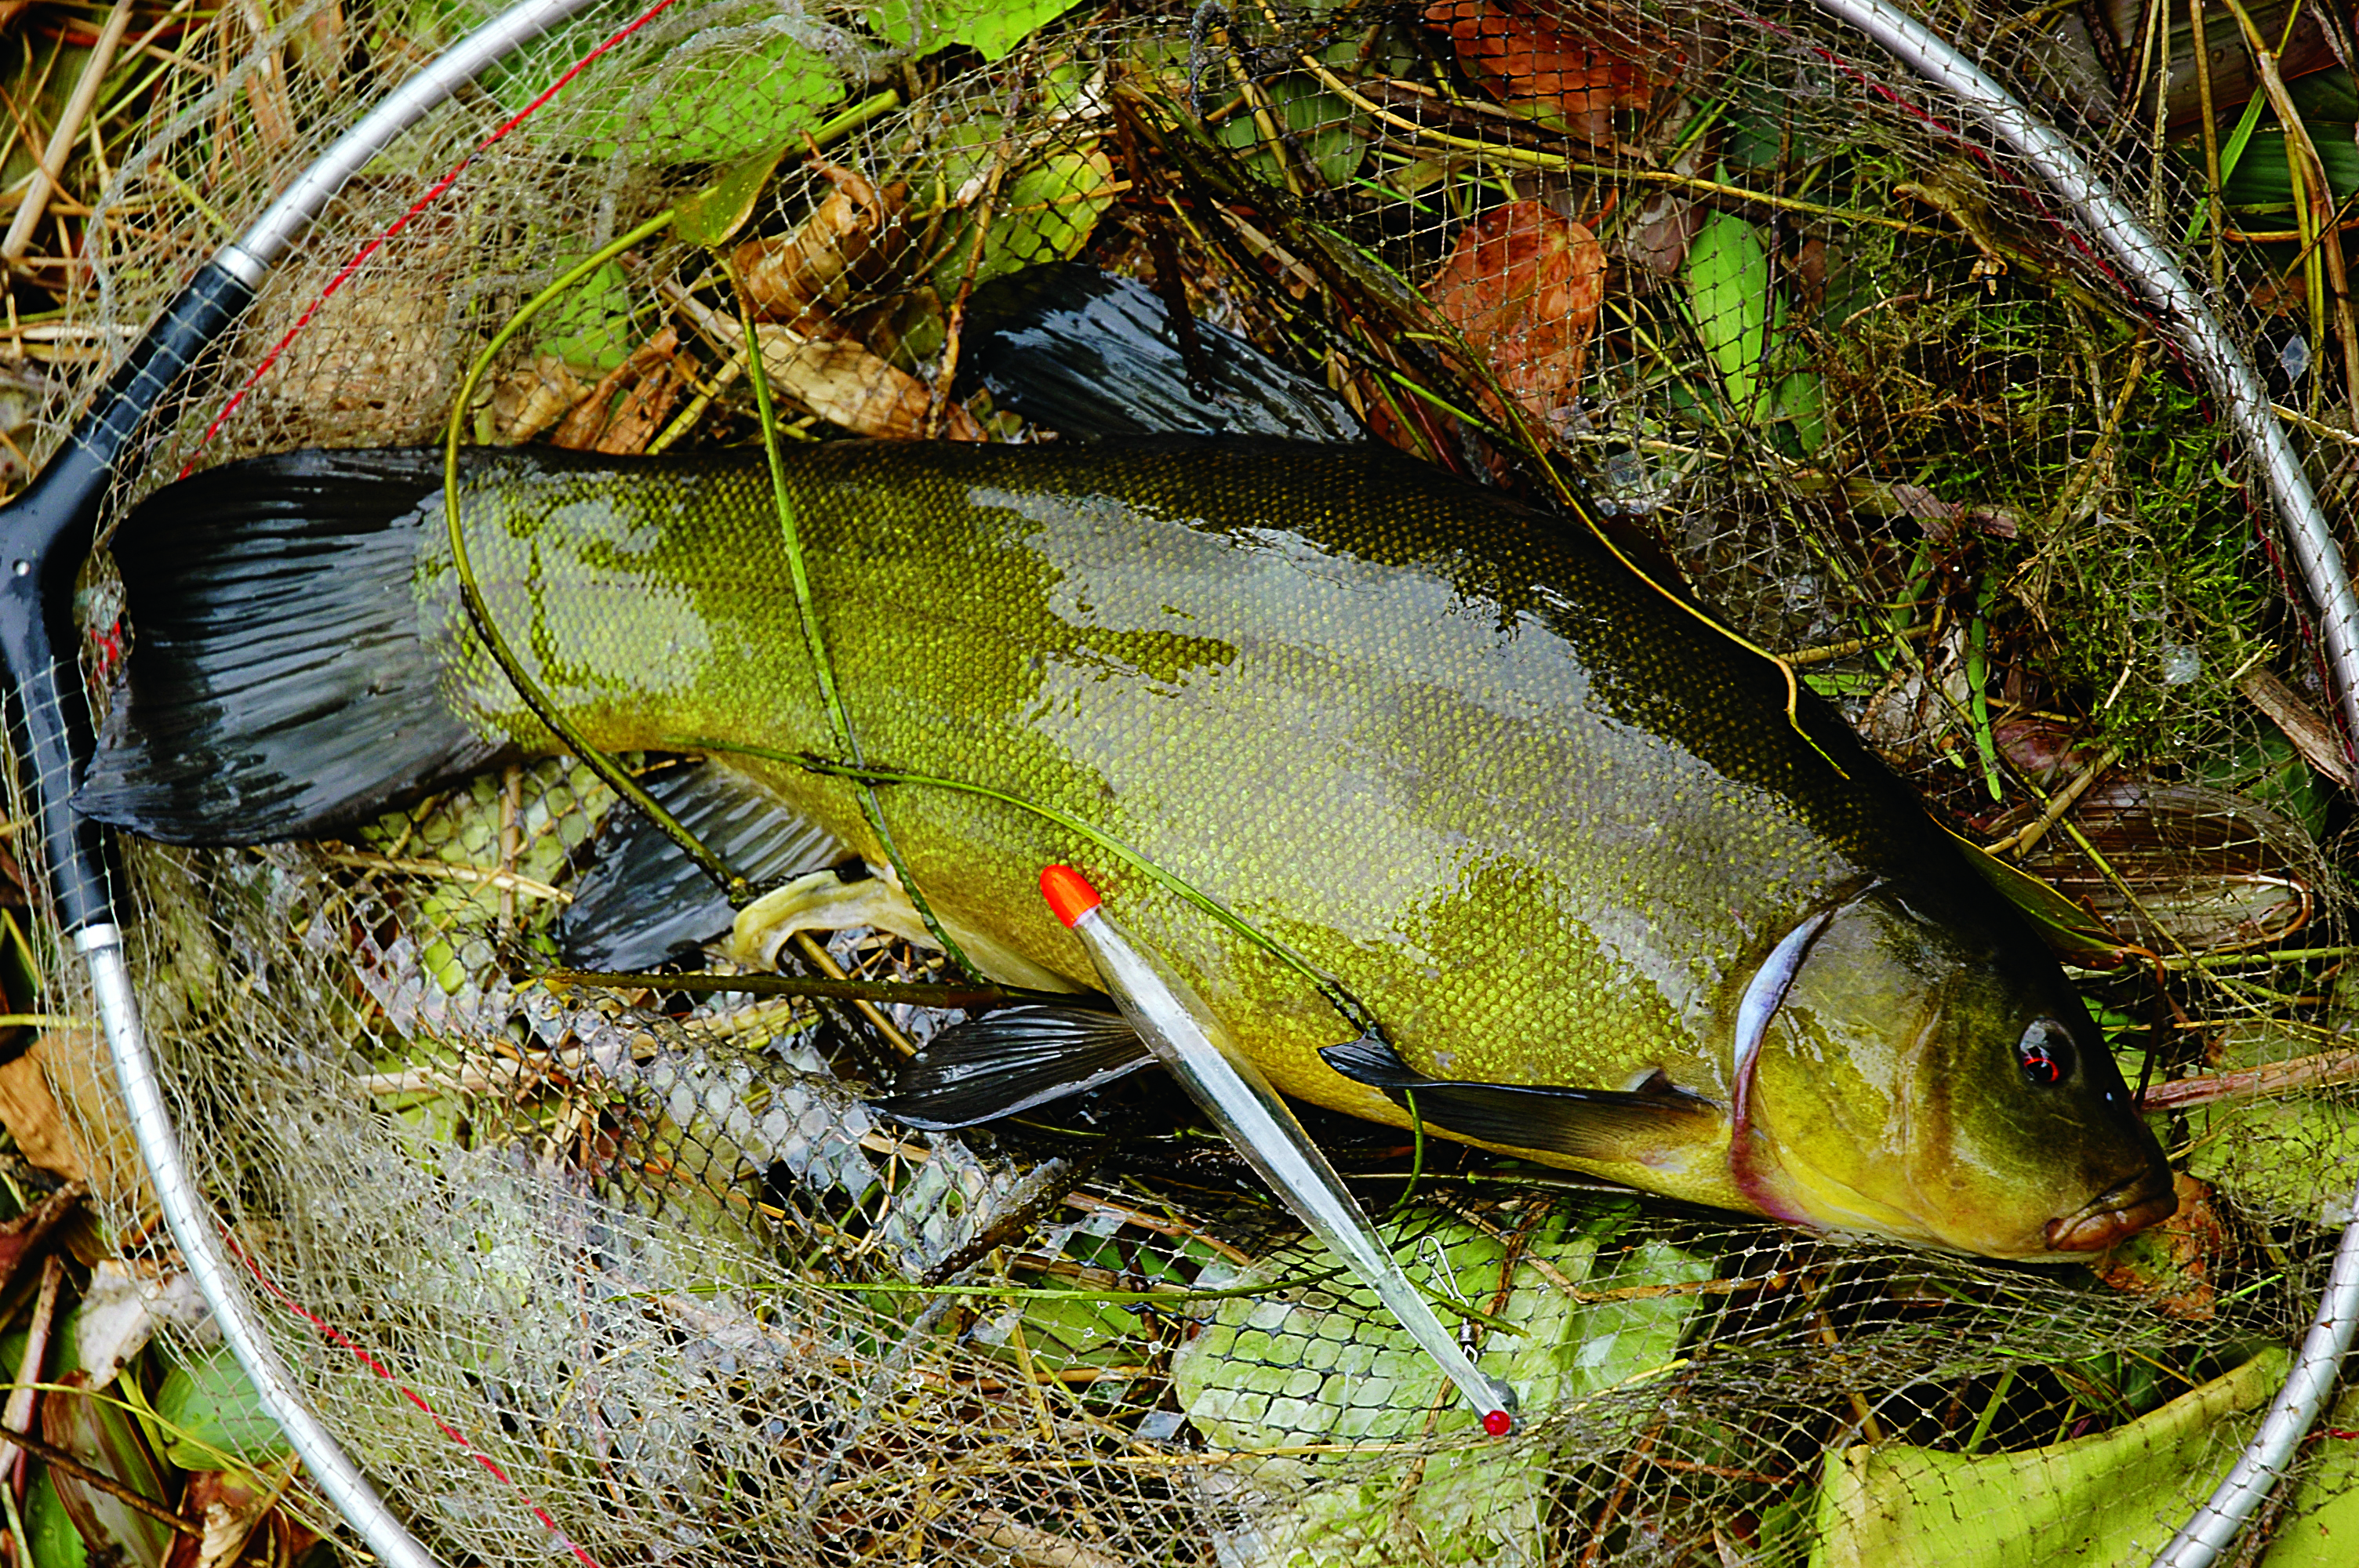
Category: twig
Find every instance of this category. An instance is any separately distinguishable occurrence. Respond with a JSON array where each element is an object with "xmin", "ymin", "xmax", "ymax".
[
  {"xmin": 1, "ymin": 0, "xmax": 133, "ymax": 266},
  {"xmin": 2192, "ymin": 0, "xmax": 2225, "ymax": 292},
  {"xmin": 497, "ymin": 765, "xmax": 521, "ymax": 931},
  {"xmin": 2140, "ymin": 1047, "xmax": 2359, "ymax": 1110},
  {"xmin": 1984, "ymin": 745, "xmax": 2121, "ymax": 858},
  {"xmin": 2044, "ymin": 329, "xmax": 2152, "ymax": 530},
  {"xmin": 2216, "ymin": 0, "xmax": 2359, "ymax": 416},
  {"xmin": 317, "ymin": 848, "xmax": 569, "ymax": 904},
  {"xmin": 0, "ymin": 1254, "xmax": 64, "ymax": 1486},
  {"xmin": 2, "ymin": 1417, "xmax": 200, "ymax": 1537},
  {"xmin": 2241, "ymin": 666, "xmax": 2357, "ymax": 789},
  {"xmin": 925, "ymin": 53, "xmax": 1030, "ymax": 440},
  {"xmin": 1060, "ymin": 1190, "xmax": 1256, "ymax": 1266},
  {"xmin": 1783, "ymin": 622, "xmax": 1936, "ymax": 667},
  {"xmin": 790, "ymin": 931, "xmax": 918, "ymax": 1059}
]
